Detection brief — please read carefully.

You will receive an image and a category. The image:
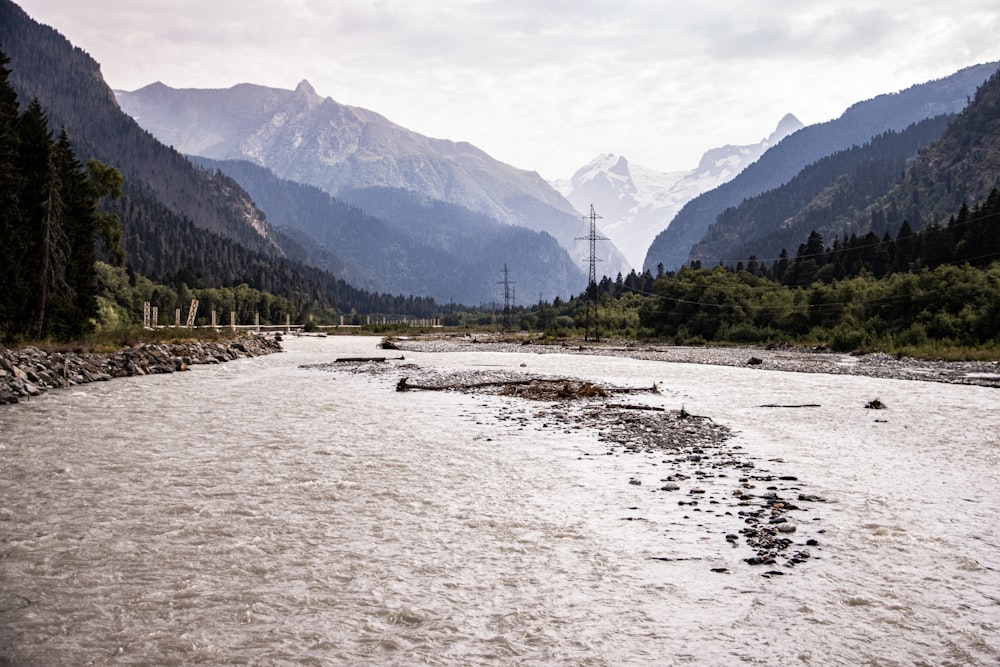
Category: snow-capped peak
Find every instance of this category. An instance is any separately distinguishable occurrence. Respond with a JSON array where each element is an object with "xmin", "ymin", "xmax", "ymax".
[{"xmin": 553, "ymin": 116, "xmax": 801, "ymax": 268}]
